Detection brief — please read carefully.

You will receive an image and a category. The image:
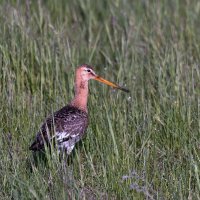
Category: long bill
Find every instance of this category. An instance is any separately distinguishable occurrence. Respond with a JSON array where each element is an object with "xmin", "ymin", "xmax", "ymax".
[{"xmin": 94, "ymin": 76, "xmax": 129, "ymax": 93}]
